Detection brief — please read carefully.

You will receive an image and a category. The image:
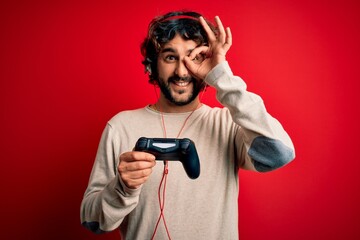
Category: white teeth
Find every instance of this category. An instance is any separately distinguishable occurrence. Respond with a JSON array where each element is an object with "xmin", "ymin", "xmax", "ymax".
[{"xmin": 174, "ymin": 81, "xmax": 189, "ymax": 87}]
